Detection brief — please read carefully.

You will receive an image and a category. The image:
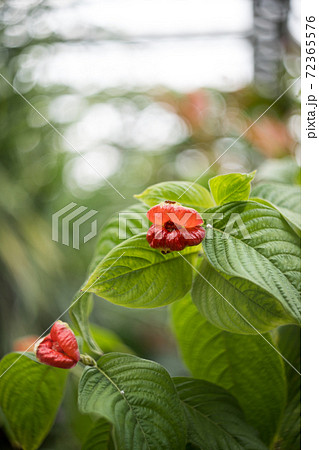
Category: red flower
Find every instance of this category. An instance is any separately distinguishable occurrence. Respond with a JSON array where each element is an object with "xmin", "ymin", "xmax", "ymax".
[
  {"xmin": 146, "ymin": 201, "xmax": 205, "ymax": 253},
  {"xmin": 35, "ymin": 321, "xmax": 80, "ymax": 369}
]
